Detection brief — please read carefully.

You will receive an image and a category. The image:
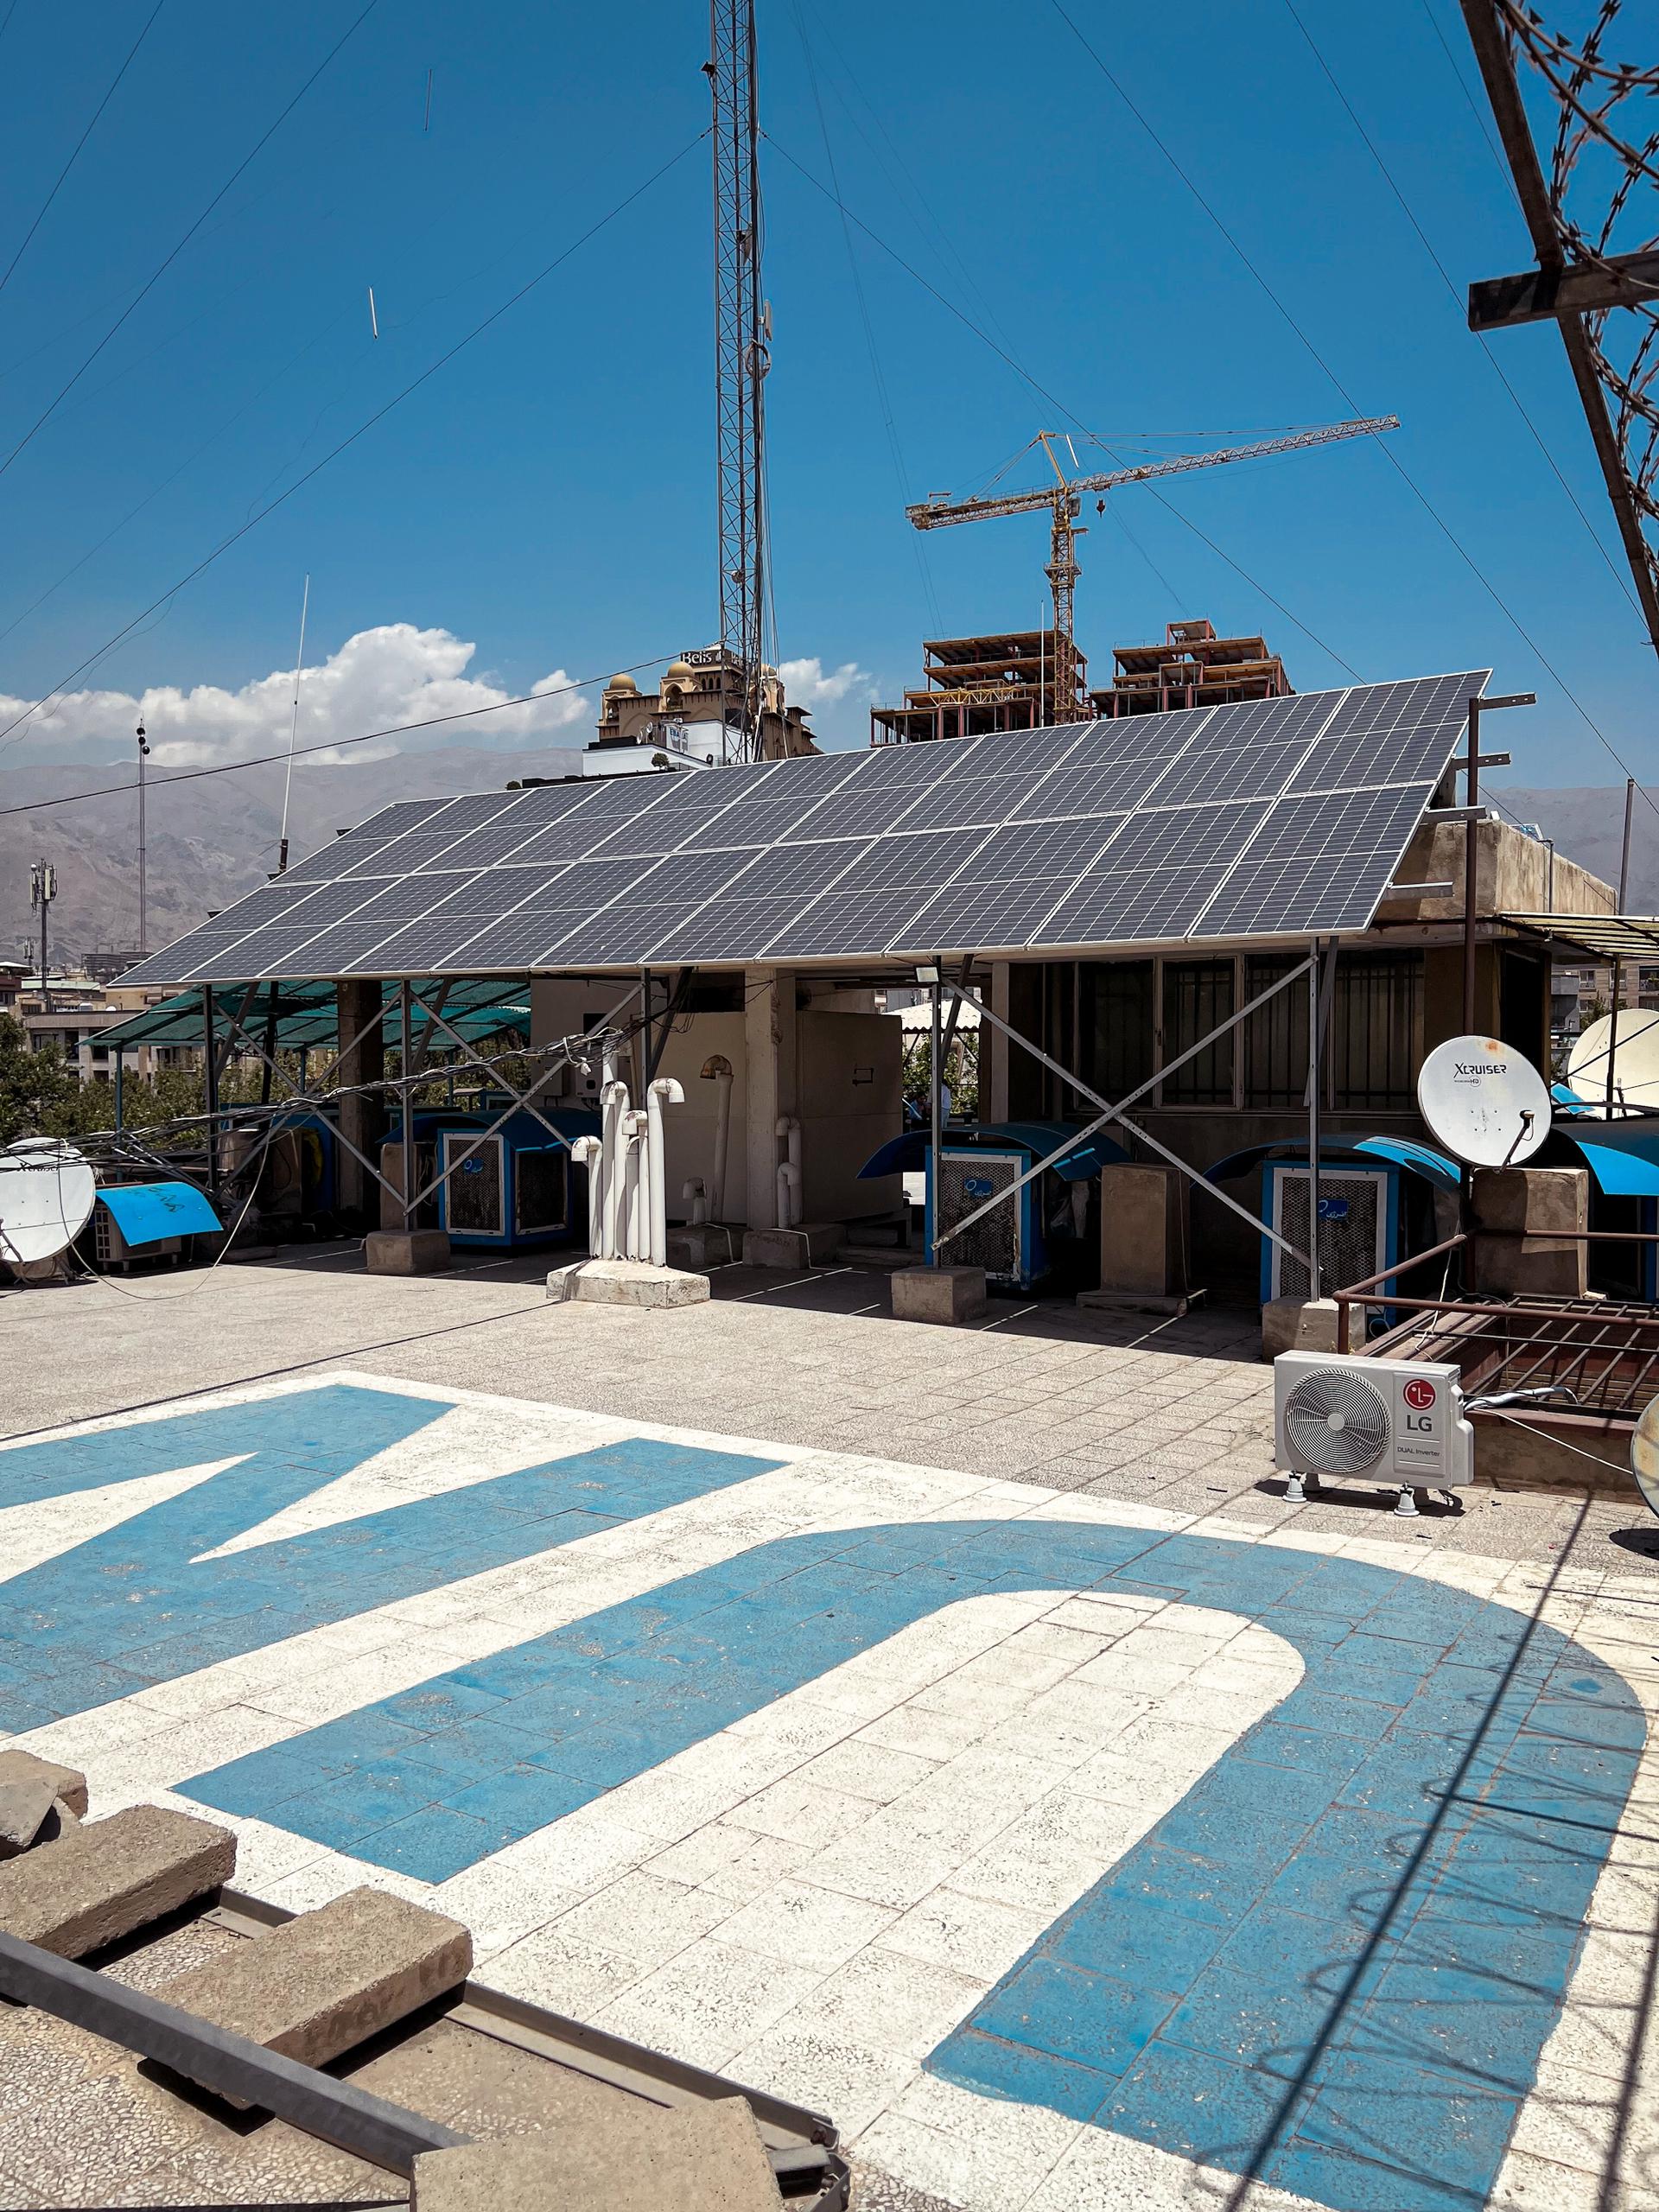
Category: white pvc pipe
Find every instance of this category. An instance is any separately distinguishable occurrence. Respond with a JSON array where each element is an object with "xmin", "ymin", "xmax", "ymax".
[
  {"xmin": 646, "ymin": 1077, "xmax": 685, "ymax": 1268},
  {"xmin": 601, "ymin": 1080, "xmax": 629, "ymax": 1260},
  {"xmin": 702, "ymin": 1056, "xmax": 734, "ymax": 1222},
  {"xmin": 621, "ymin": 1109, "xmax": 648, "ymax": 1260},
  {"xmin": 572, "ymin": 1135, "xmax": 604, "ymax": 1258},
  {"xmin": 775, "ymin": 1115, "xmax": 802, "ymax": 1227}
]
